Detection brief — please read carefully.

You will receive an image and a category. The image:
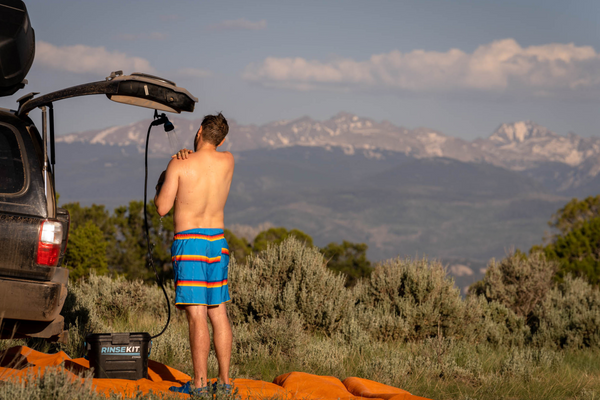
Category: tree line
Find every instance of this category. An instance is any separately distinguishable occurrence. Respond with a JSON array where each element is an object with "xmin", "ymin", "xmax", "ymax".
[{"xmin": 60, "ymin": 194, "xmax": 600, "ymax": 288}]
